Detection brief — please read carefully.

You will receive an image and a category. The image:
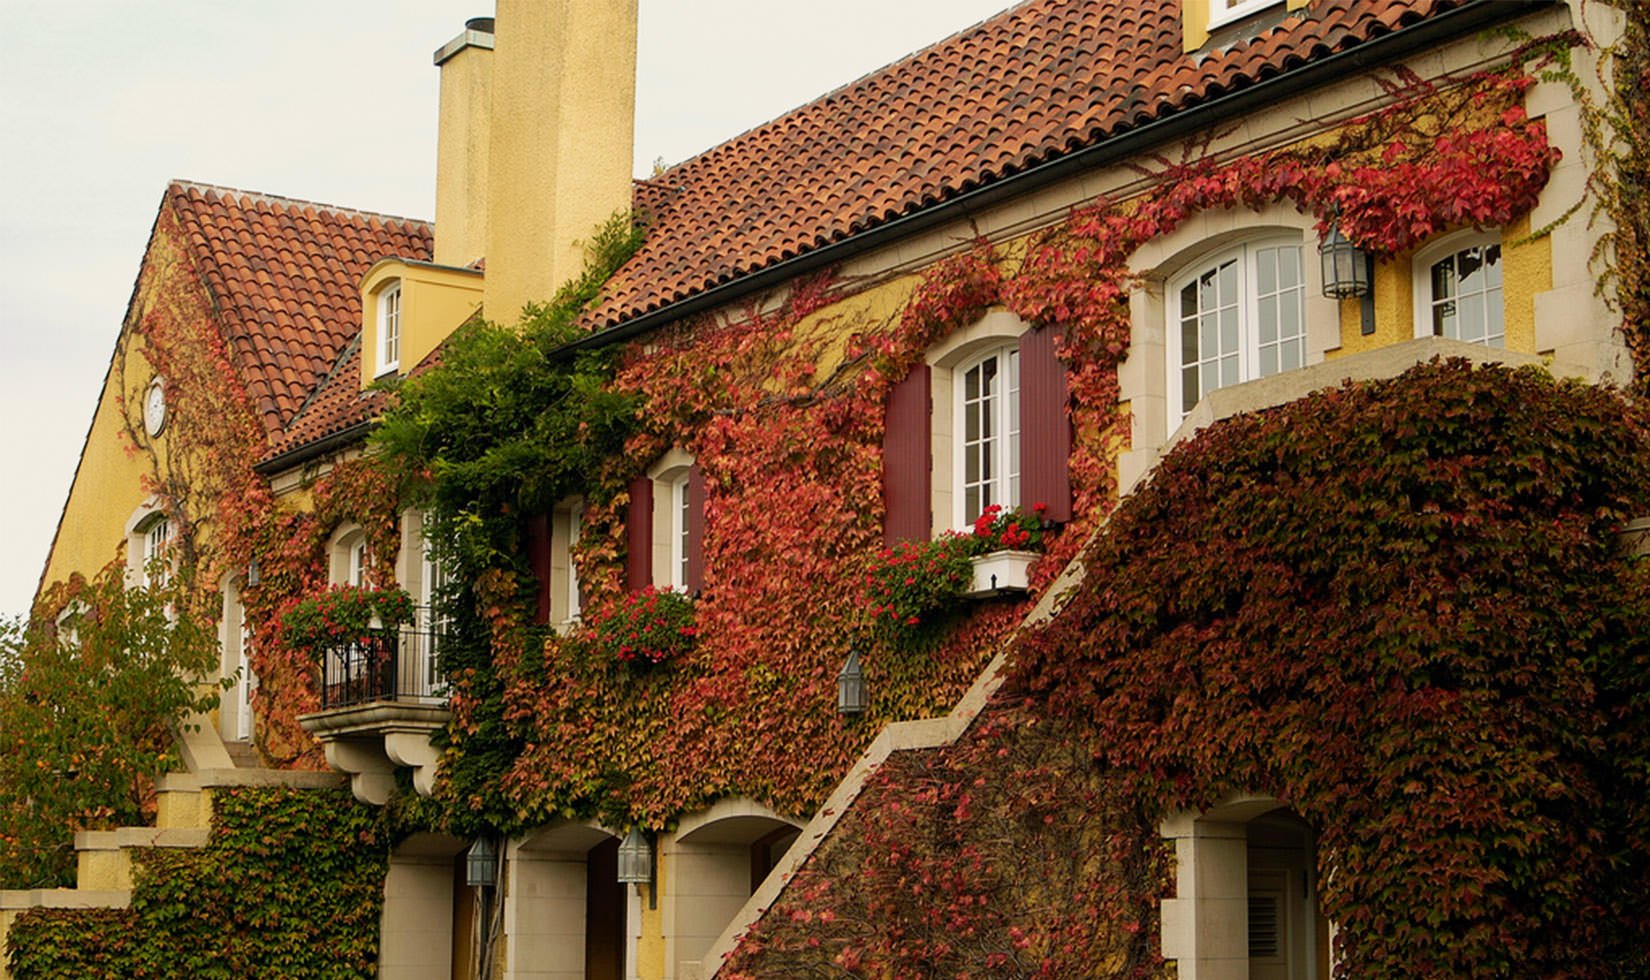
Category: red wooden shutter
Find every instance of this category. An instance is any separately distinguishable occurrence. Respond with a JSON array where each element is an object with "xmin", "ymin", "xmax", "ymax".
[
  {"xmin": 626, "ymin": 476, "xmax": 653, "ymax": 591},
  {"xmin": 526, "ymin": 514, "xmax": 552, "ymax": 624},
  {"xmin": 1019, "ymin": 327, "xmax": 1072, "ymax": 523},
  {"xmin": 882, "ymin": 364, "xmax": 932, "ymax": 545},
  {"xmin": 685, "ymin": 465, "xmax": 707, "ymax": 593}
]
